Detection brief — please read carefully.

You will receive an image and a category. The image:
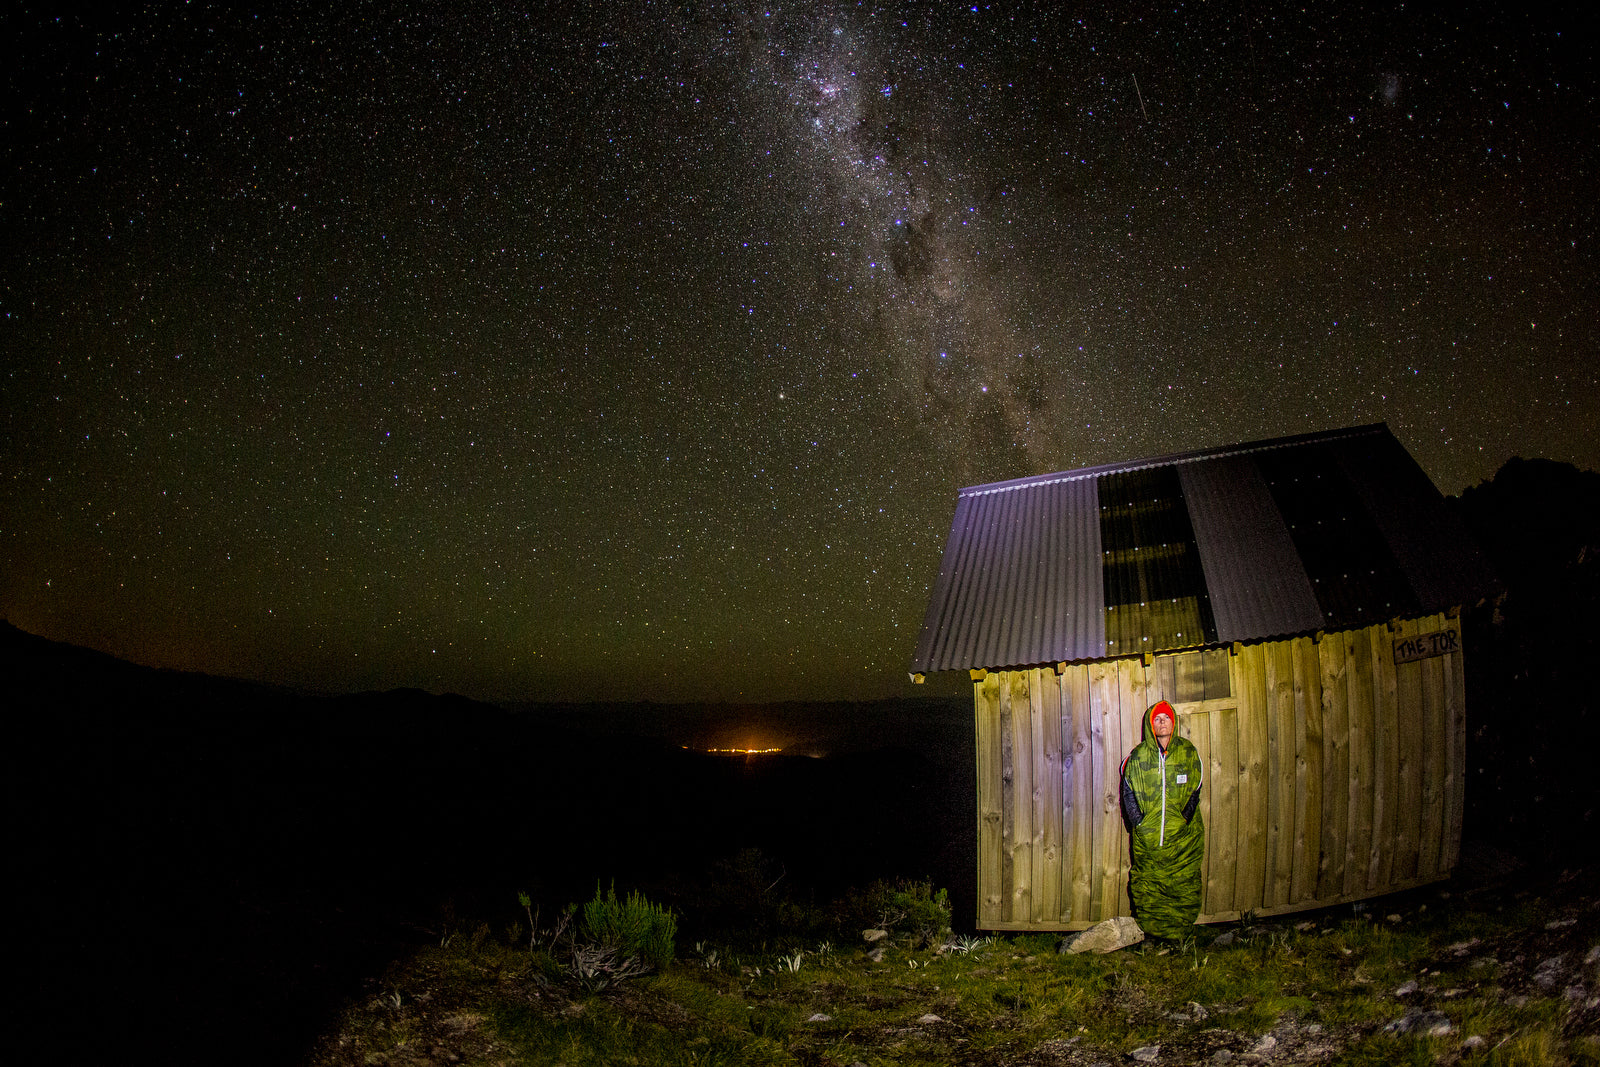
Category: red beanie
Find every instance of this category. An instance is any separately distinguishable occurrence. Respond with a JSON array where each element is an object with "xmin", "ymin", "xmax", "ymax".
[{"xmin": 1148, "ymin": 700, "xmax": 1176, "ymax": 726}]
